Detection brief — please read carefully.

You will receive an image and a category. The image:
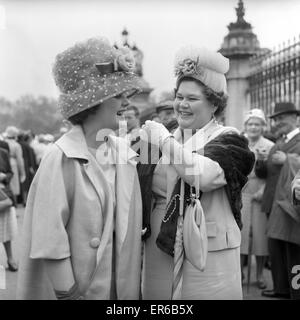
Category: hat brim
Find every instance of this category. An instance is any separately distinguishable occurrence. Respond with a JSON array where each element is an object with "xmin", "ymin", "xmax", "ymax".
[
  {"xmin": 269, "ymin": 110, "xmax": 300, "ymax": 119},
  {"xmin": 156, "ymin": 106, "xmax": 174, "ymax": 113},
  {"xmin": 60, "ymin": 72, "xmax": 143, "ymax": 119}
]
